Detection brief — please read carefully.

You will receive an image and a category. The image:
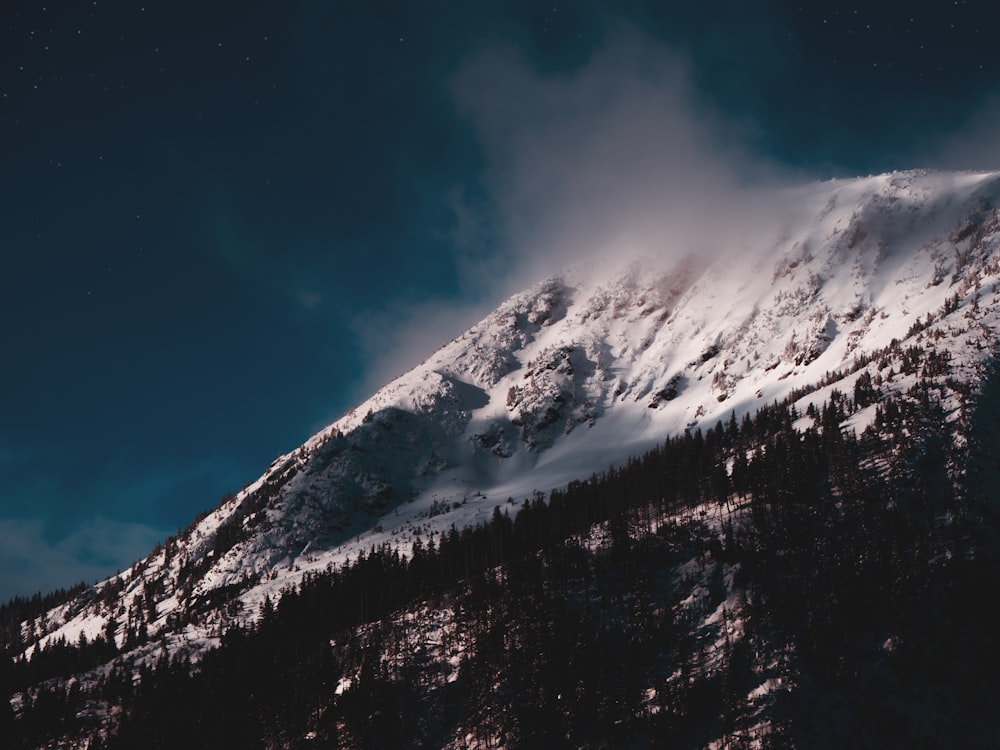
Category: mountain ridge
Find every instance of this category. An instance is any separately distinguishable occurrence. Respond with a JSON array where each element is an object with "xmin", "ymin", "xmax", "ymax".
[{"xmin": 9, "ymin": 167, "xmax": 1000, "ymax": 700}]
